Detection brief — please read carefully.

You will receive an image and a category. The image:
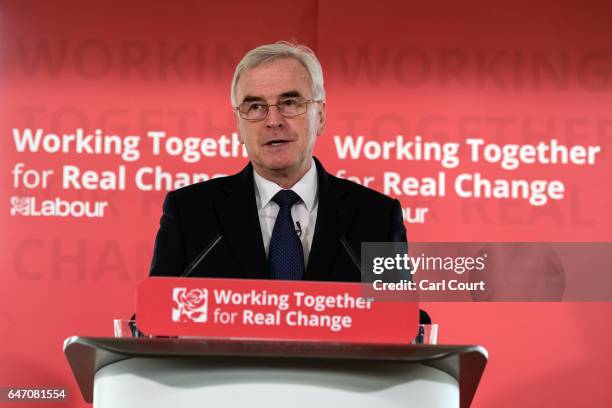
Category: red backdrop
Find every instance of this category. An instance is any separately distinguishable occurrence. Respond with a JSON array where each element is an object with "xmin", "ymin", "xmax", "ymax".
[{"xmin": 1, "ymin": 1, "xmax": 611, "ymax": 406}]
